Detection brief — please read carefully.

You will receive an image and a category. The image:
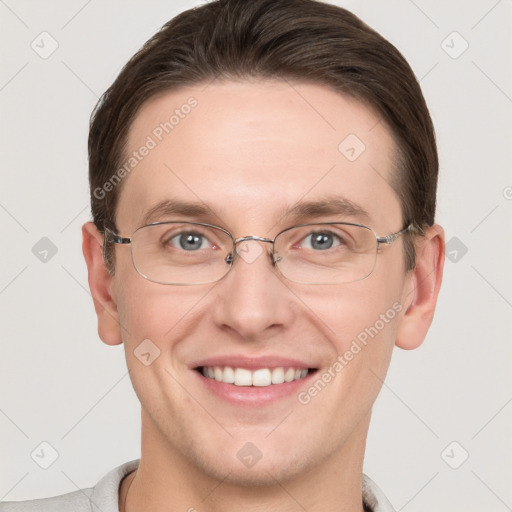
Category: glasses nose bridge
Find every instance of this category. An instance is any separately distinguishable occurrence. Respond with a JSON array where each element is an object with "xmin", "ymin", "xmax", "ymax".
[
  {"xmin": 234, "ymin": 235, "xmax": 275, "ymax": 246},
  {"xmin": 229, "ymin": 235, "xmax": 280, "ymax": 266},
  {"xmin": 233, "ymin": 235, "xmax": 276, "ymax": 256}
]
